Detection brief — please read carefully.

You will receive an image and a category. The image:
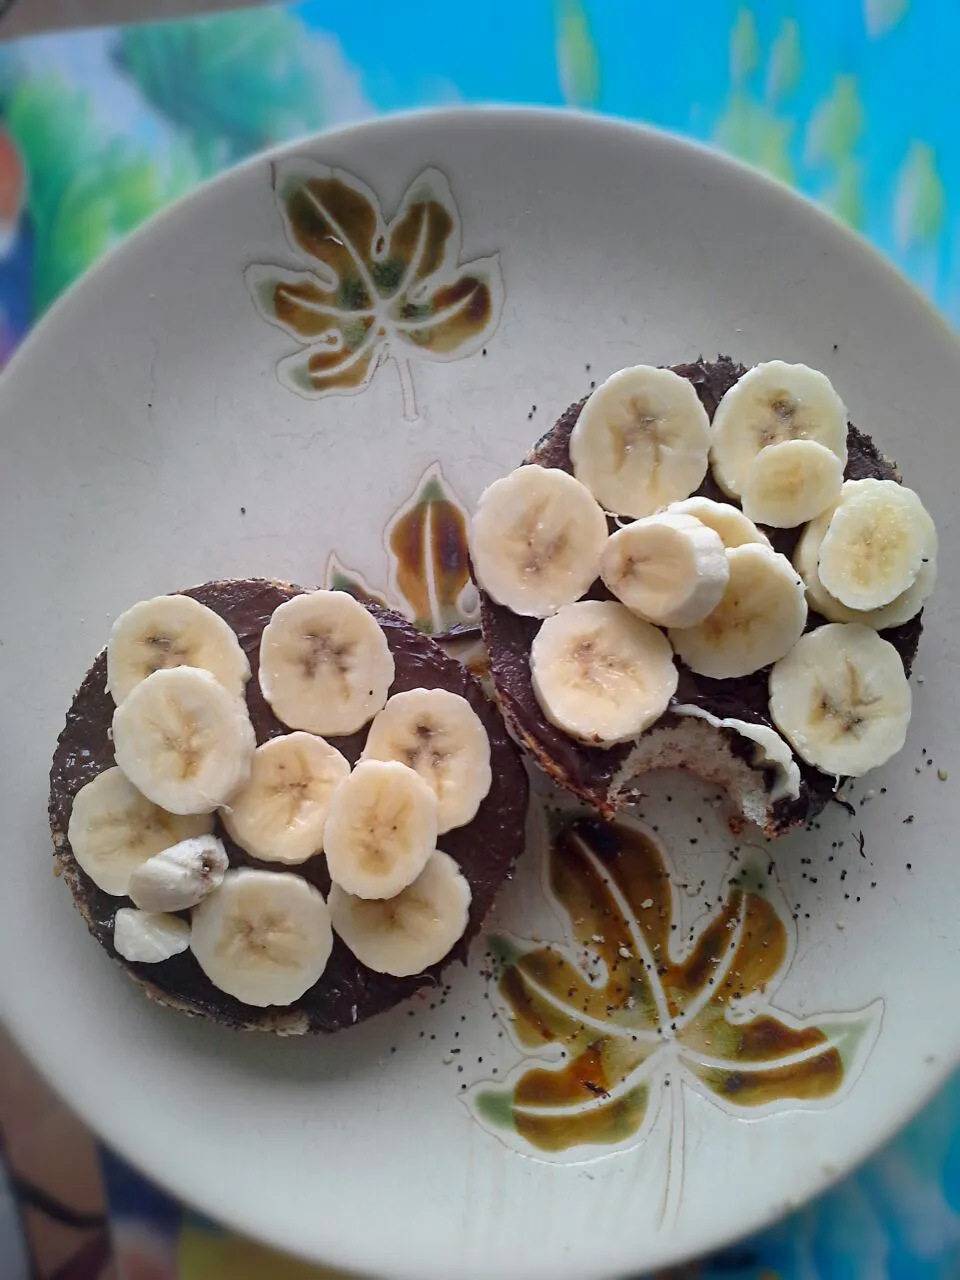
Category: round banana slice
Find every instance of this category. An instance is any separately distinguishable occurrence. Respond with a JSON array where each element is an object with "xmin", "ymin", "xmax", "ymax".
[
  {"xmin": 667, "ymin": 496, "xmax": 771, "ymax": 549},
  {"xmin": 107, "ymin": 594, "xmax": 250, "ymax": 706},
  {"xmin": 259, "ymin": 591, "xmax": 395, "ymax": 736},
  {"xmin": 740, "ymin": 438, "xmax": 844, "ymax": 528},
  {"xmin": 816, "ymin": 478, "xmax": 937, "ymax": 611},
  {"xmin": 769, "ymin": 623, "xmax": 911, "ymax": 776},
  {"xmin": 669, "ymin": 543, "xmax": 807, "ymax": 679},
  {"xmin": 112, "ymin": 666, "xmax": 256, "ymax": 815},
  {"xmin": 569, "ymin": 365, "xmax": 711, "ymax": 517},
  {"xmin": 599, "ymin": 512, "xmax": 728, "ymax": 628},
  {"xmin": 794, "ymin": 508, "xmax": 936, "ymax": 628},
  {"xmin": 710, "ymin": 361, "xmax": 848, "ymax": 499},
  {"xmin": 470, "ymin": 464, "xmax": 608, "ymax": 617},
  {"xmin": 361, "ymin": 689, "xmax": 492, "ymax": 833},
  {"xmin": 324, "ymin": 759, "xmax": 439, "ymax": 900},
  {"xmin": 113, "ymin": 908, "xmax": 191, "ymax": 964},
  {"xmin": 68, "ymin": 766, "xmax": 214, "ymax": 896},
  {"xmin": 190, "ymin": 868, "xmax": 333, "ymax": 1007},
  {"xmin": 328, "ymin": 850, "xmax": 471, "ymax": 978},
  {"xmin": 128, "ymin": 834, "xmax": 229, "ymax": 912},
  {"xmin": 222, "ymin": 732, "xmax": 350, "ymax": 864},
  {"xmin": 530, "ymin": 599, "xmax": 678, "ymax": 745}
]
